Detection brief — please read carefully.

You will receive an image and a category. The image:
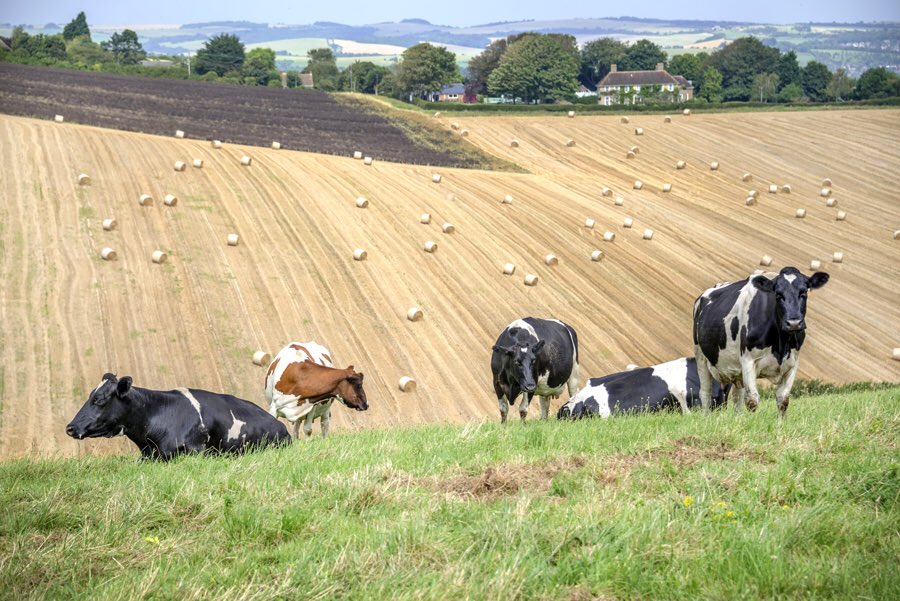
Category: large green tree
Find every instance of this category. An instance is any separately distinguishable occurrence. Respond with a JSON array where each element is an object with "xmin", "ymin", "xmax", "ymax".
[
  {"xmin": 620, "ymin": 39, "xmax": 667, "ymax": 72},
  {"xmin": 801, "ymin": 61, "xmax": 832, "ymax": 101},
  {"xmin": 100, "ymin": 29, "xmax": 145, "ymax": 65},
  {"xmin": 62, "ymin": 12, "xmax": 90, "ymax": 41},
  {"xmin": 699, "ymin": 66, "xmax": 723, "ymax": 102},
  {"xmin": 242, "ymin": 47, "xmax": 277, "ymax": 85},
  {"xmin": 579, "ymin": 37, "xmax": 627, "ymax": 87},
  {"xmin": 66, "ymin": 36, "xmax": 108, "ymax": 66},
  {"xmin": 706, "ymin": 37, "xmax": 780, "ymax": 100},
  {"xmin": 751, "ymin": 72, "xmax": 779, "ymax": 102},
  {"xmin": 24, "ymin": 34, "xmax": 67, "ymax": 61},
  {"xmin": 467, "ymin": 33, "xmax": 530, "ymax": 96},
  {"xmin": 195, "ymin": 34, "xmax": 245, "ymax": 77},
  {"xmin": 776, "ymin": 50, "xmax": 801, "ymax": 89},
  {"xmin": 302, "ymin": 47, "xmax": 340, "ymax": 91},
  {"xmin": 854, "ymin": 67, "xmax": 899, "ymax": 99},
  {"xmin": 826, "ymin": 68, "xmax": 853, "ymax": 101},
  {"xmin": 668, "ymin": 53, "xmax": 704, "ymax": 84},
  {"xmin": 341, "ymin": 60, "xmax": 390, "ymax": 94},
  {"xmin": 396, "ymin": 43, "xmax": 460, "ymax": 98},
  {"xmin": 488, "ymin": 34, "xmax": 579, "ymax": 103}
]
